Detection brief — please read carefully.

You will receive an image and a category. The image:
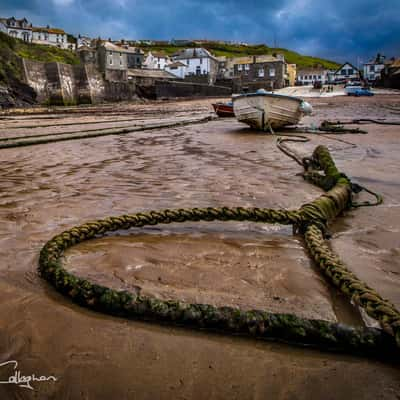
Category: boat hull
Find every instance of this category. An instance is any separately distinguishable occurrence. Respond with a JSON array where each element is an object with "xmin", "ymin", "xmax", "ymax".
[
  {"xmin": 232, "ymin": 93, "xmax": 306, "ymax": 130},
  {"xmin": 212, "ymin": 103, "xmax": 234, "ymax": 117}
]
